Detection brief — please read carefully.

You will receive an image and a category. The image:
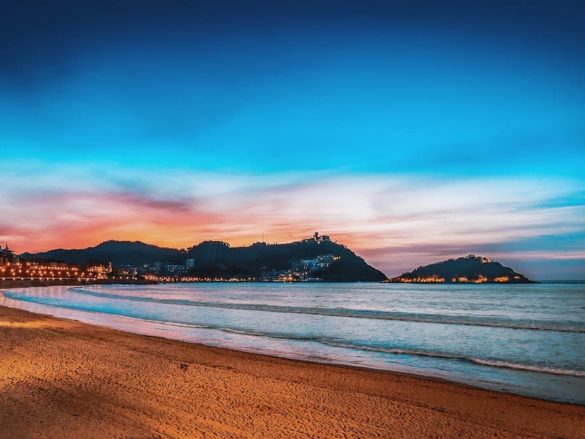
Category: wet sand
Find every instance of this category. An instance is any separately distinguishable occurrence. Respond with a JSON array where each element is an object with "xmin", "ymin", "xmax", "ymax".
[{"xmin": 1, "ymin": 303, "xmax": 584, "ymax": 439}]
